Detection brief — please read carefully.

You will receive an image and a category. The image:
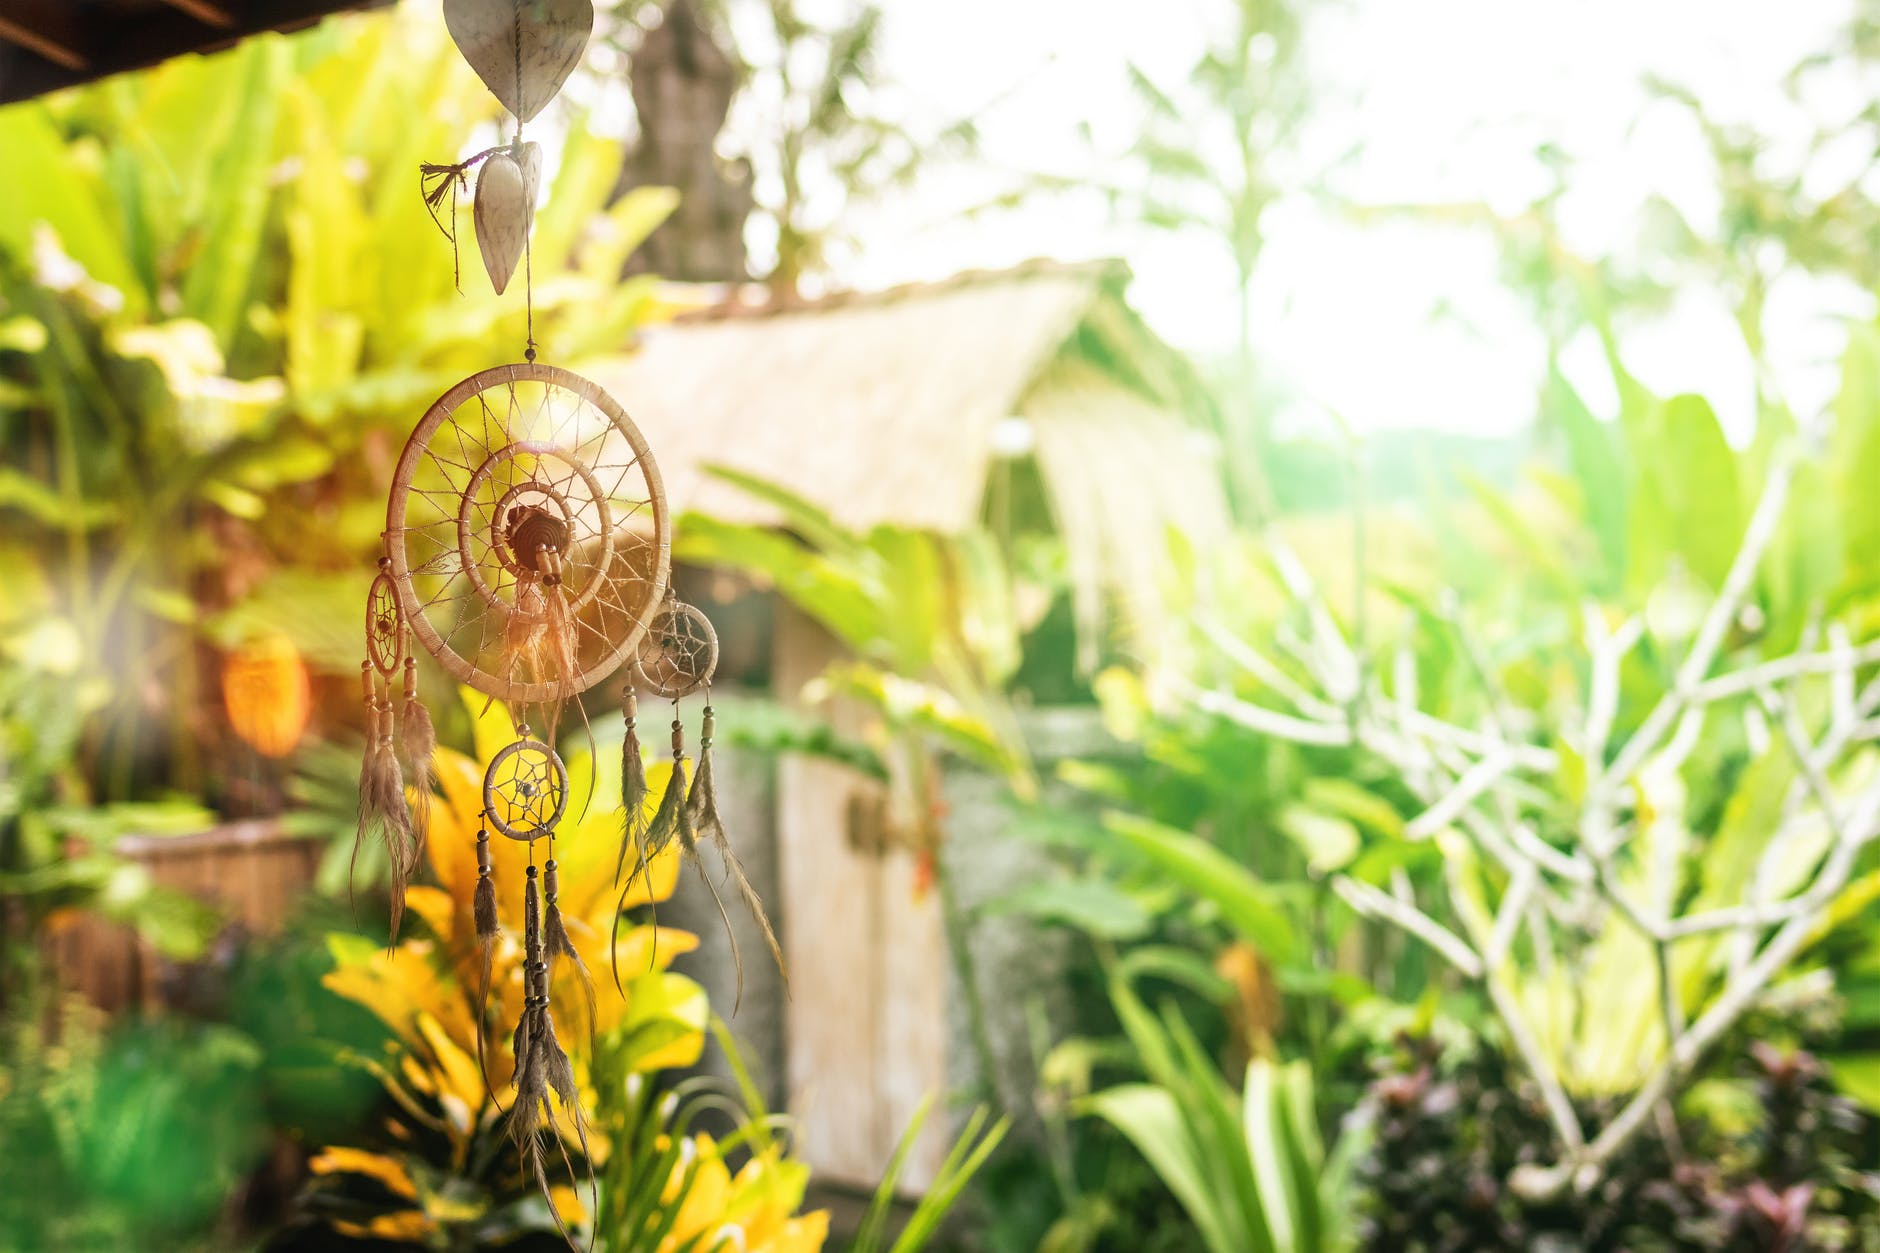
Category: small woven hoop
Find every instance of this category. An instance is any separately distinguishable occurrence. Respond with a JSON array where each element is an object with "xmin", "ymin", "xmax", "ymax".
[
  {"xmin": 366, "ymin": 572, "xmax": 403, "ymax": 676},
  {"xmin": 632, "ymin": 600, "xmax": 719, "ymax": 700},
  {"xmin": 482, "ymin": 737, "xmax": 569, "ymax": 841}
]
